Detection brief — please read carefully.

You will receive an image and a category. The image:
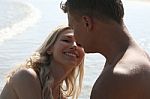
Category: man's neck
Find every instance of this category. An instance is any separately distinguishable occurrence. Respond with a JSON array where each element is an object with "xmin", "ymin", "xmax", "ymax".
[{"xmin": 95, "ymin": 22, "xmax": 134, "ymax": 66}]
